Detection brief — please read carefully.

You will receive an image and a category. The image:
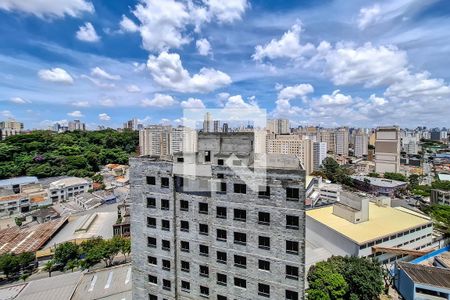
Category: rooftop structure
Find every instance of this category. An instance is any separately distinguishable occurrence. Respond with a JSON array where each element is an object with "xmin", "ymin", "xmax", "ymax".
[
  {"xmin": 71, "ymin": 264, "xmax": 132, "ymax": 300},
  {"xmin": 306, "ymin": 193, "xmax": 433, "ymax": 265},
  {"xmin": 0, "ymin": 176, "xmax": 38, "ymax": 193},
  {"xmin": 74, "ymin": 192, "xmax": 103, "ymax": 210},
  {"xmin": 307, "ymin": 202, "xmax": 430, "ymax": 245},
  {"xmin": 0, "ymin": 216, "xmax": 68, "ymax": 254},
  {"xmin": 48, "ymin": 177, "xmax": 92, "ymax": 202},
  {"xmin": 438, "ymin": 173, "xmax": 450, "ymax": 181},
  {"xmin": 395, "ymin": 246, "xmax": 450, "ymax": 300},
  {"xmin": 351, "ymin": 175, "xmax": 408, "ymax": 196},
  {"xmin": 0, "ymin": 263, "xmax": 132, "ymax": 300},
  {"xmin": 42, "ymin": 212, "xmax": 116, "ymax": 248}
]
